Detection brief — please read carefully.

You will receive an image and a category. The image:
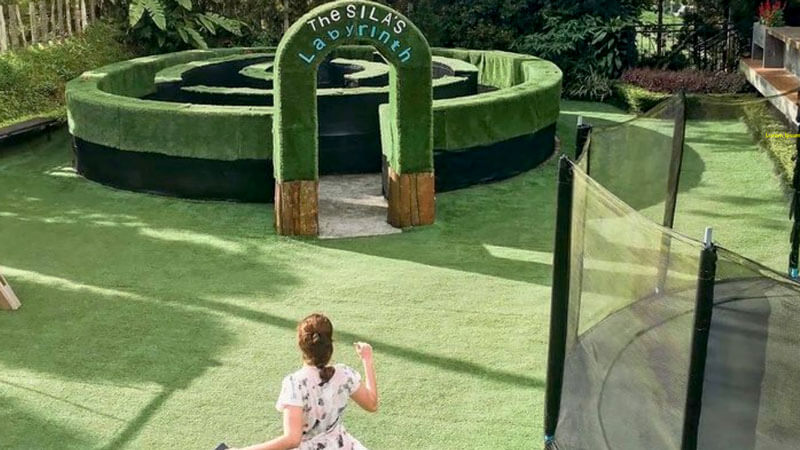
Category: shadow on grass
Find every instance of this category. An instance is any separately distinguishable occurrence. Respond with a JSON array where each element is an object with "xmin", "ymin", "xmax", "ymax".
[
  {"xmin": 1, "ymin": 130, "xmax": 545, "ymax": 448},
  {"xmin": 0, "ymin": 130, "xmax": 302, "ymax": 447},
  {"xmin": 0, "ymin": 397, "xmax": 94, "ymax": 448},
  {"xmin": 187, "ymin": 296, "xmax": 544, "ymax": 389}
]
